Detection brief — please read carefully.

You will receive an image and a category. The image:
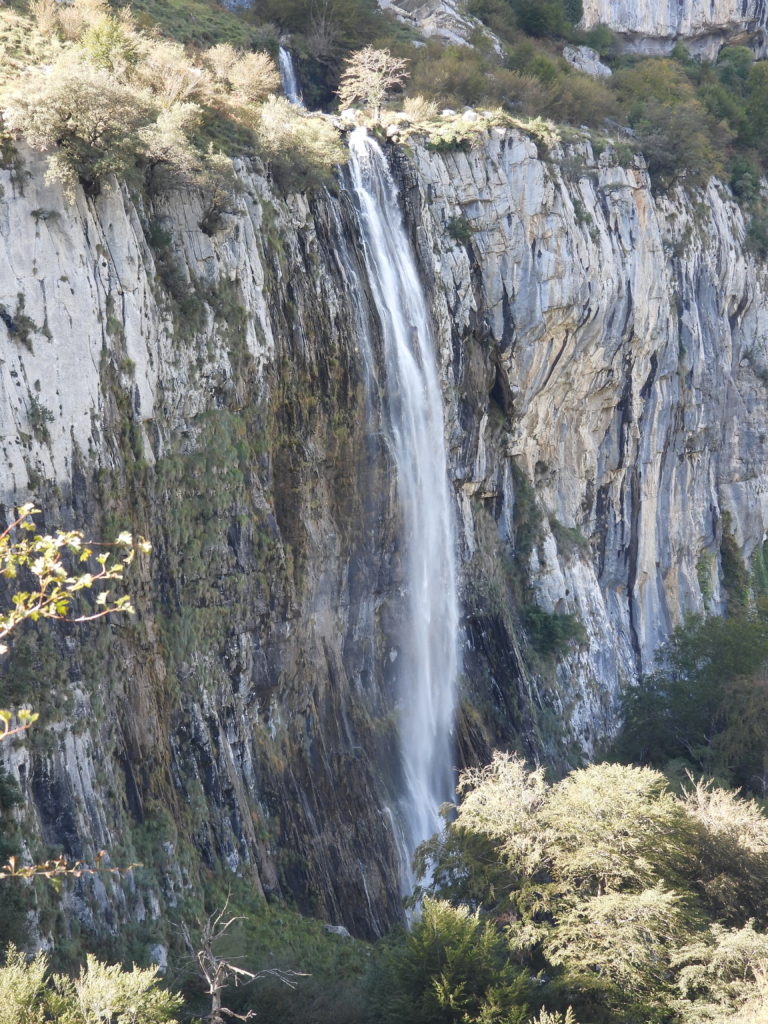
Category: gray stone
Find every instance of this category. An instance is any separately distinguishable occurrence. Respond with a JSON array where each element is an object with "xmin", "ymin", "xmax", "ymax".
[
  {"xmin": 563, "ymin": 44, "xmax": 612, "ymax": 77},
  {"xmin": 579, "ymin": 0, "xmax": 768, "ymax": 58}
]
